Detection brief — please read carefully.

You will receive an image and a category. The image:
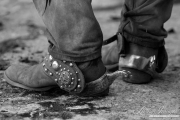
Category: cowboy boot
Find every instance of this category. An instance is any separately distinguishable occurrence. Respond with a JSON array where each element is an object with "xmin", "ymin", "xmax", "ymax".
[
  {"xmin": 102, "ymin": 34, "xmax": 168, "ymax": 84},
  {"xmin": 4, "ymin": 52, "xmax": 129, "ymax": 97},
  {"xmin": 103, "ymin": 0, "xmax": 173, "ymax": 84},
  {"xmin": 4, "ymin": 0, "xmax": 131, "ymax": 97}
]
